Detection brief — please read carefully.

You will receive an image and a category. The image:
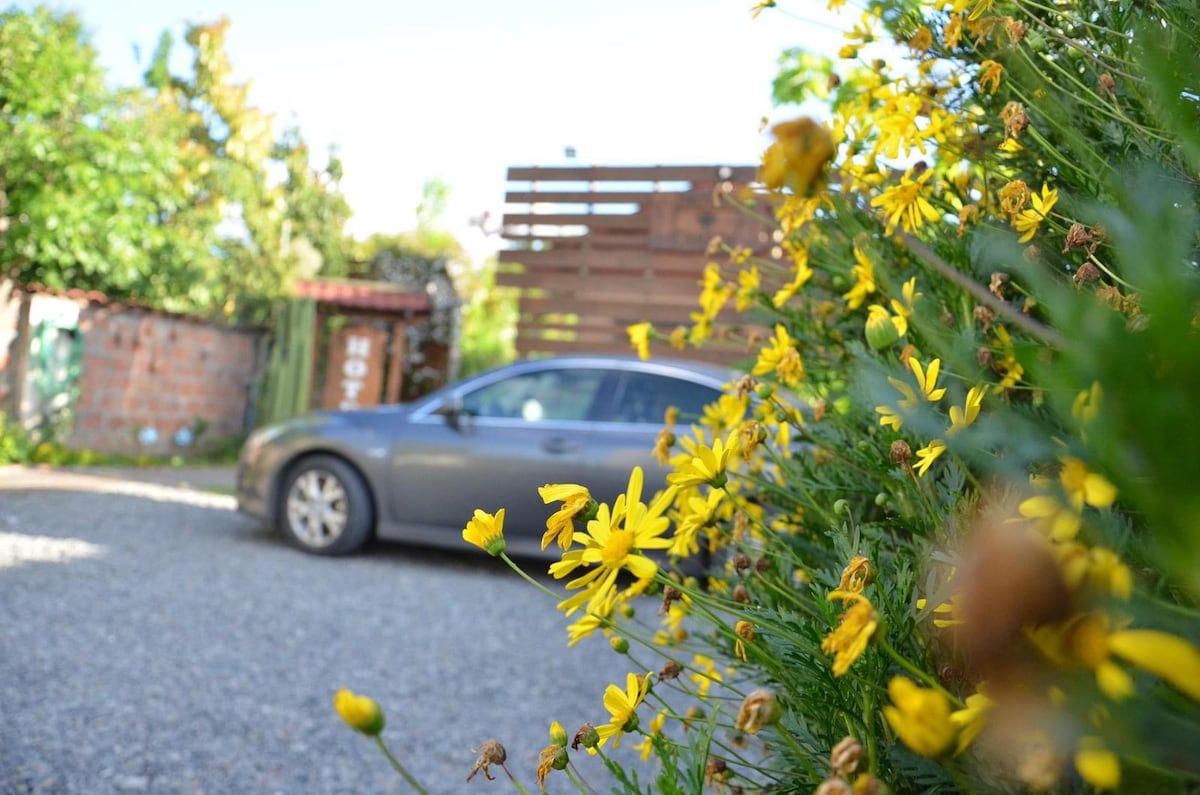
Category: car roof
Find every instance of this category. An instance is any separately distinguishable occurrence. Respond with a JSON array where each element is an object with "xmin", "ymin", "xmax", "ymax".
[{"xmin": 485, "ymin": 354, "xmax": 740, "ymax": 384}]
